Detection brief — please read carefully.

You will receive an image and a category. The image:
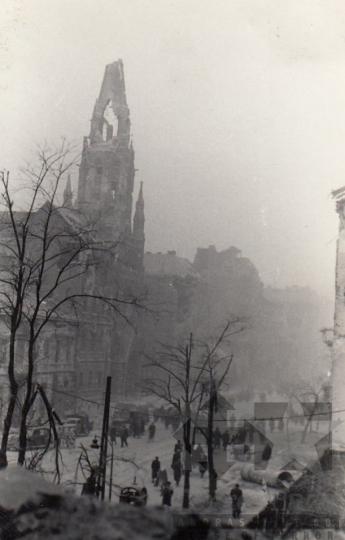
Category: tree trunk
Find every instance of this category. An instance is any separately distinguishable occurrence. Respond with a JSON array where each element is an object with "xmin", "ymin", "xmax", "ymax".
[
  {"xmin": 208, "ymin": 392, "xmax": 216, "ymax": 500},
  {"xmin": 1, "ymin": 330, "xmax": 18, "ymax": 455},
  {"xmin": 182, "ymin": 405, "xmax": 191, "ymax": 509},
  {"xmin": 18, "ymin": 337, "xmax": 35, "ymax": 465}
]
